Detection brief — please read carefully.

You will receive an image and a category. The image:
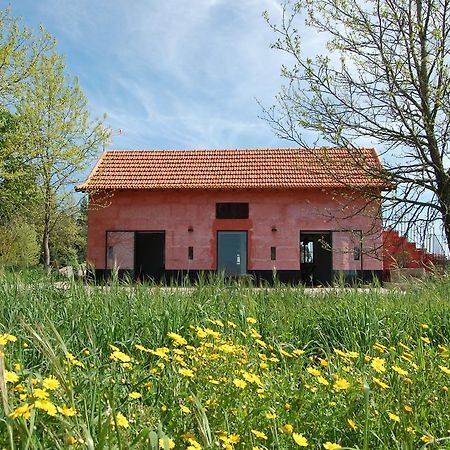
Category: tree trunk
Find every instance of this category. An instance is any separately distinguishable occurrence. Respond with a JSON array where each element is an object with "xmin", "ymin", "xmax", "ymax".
[{"xmin": 42, "ymin": 224, "xmax": 51, "ymax": 273}]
